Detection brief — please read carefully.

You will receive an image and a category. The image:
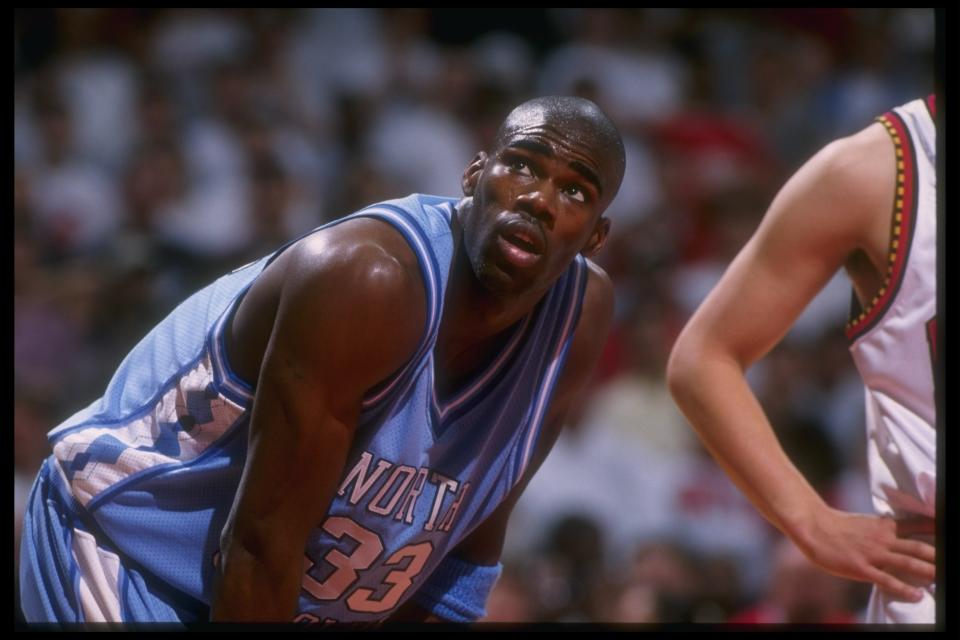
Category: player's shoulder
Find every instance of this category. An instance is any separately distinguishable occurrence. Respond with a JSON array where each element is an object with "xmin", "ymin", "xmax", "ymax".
[
  {"xmin": 567, "ymin": 258, "xmax": 614, "ymax": 358},
  {"xmin": 536, "ymin": 258, "xmax": 614, "ymax": 439},
  {"xmin": 581, "ymin": 258, "xmax": 614, "ymax": 319},
  {"xmin": 777, "ymin": 120, "xmax": 894, "ymax": 237},
  {"xmin": 268, "ymin": 217, "xmax": 429, "ymax": 362},
  {"xmin": 289, "ymin": 194, "xmax": 454, "ymax": 299},
  {"xmin": 815, "ymin": 120, "xmax": 894, "ymax": 192},
  {"xmin": 288, "ymin": 216, "xmax": 425, "ymax": 304}
]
